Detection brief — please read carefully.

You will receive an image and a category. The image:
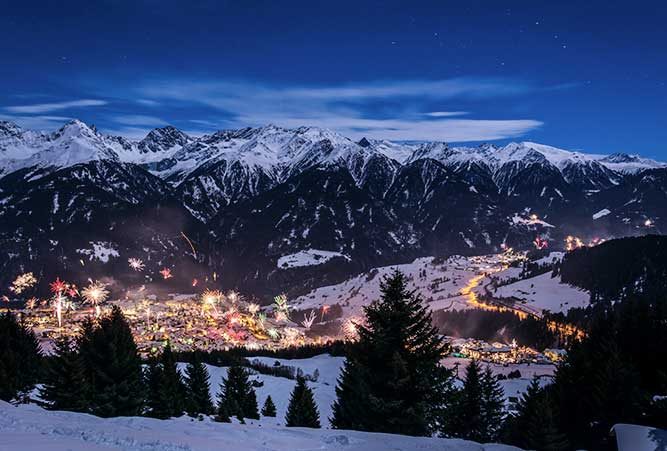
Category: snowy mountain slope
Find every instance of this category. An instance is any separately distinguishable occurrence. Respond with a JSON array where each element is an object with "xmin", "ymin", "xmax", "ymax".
[
  {"xmin": 0, "ymin": 119, "xmax": 666, "ymax": 300},
  {"xmin": 490, "ymin": 272, "xmax": 589, "ymax": 314}
]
